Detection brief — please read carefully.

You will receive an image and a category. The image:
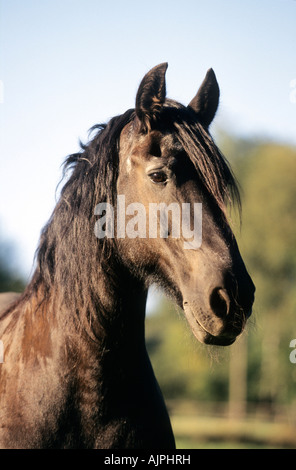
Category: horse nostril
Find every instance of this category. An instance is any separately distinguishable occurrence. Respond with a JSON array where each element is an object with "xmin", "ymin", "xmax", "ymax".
[{"xmin": 210, "ymin": 288, "xmax": 231, "ymax": 318}]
